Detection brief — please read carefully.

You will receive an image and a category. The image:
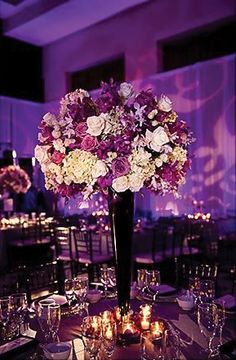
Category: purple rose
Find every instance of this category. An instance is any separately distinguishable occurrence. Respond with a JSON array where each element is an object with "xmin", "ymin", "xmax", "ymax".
[
  {"xmin": 81, "ymin": 135, "xmax": 97, "ymax": 151},
  {"xmin": 97, "ymin": 172, "xmax": 113, "ymax": 188},
  {"xmin": 51, "ymin": 150, "xmax": 65, "ymax": 165},
  {"xmin": 111, "ymin": 157, "xmax": 130, "ymax": 177},
  {"xmin": 75, "ymin": 122, "xmax": 88, "ymax": 138}
]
